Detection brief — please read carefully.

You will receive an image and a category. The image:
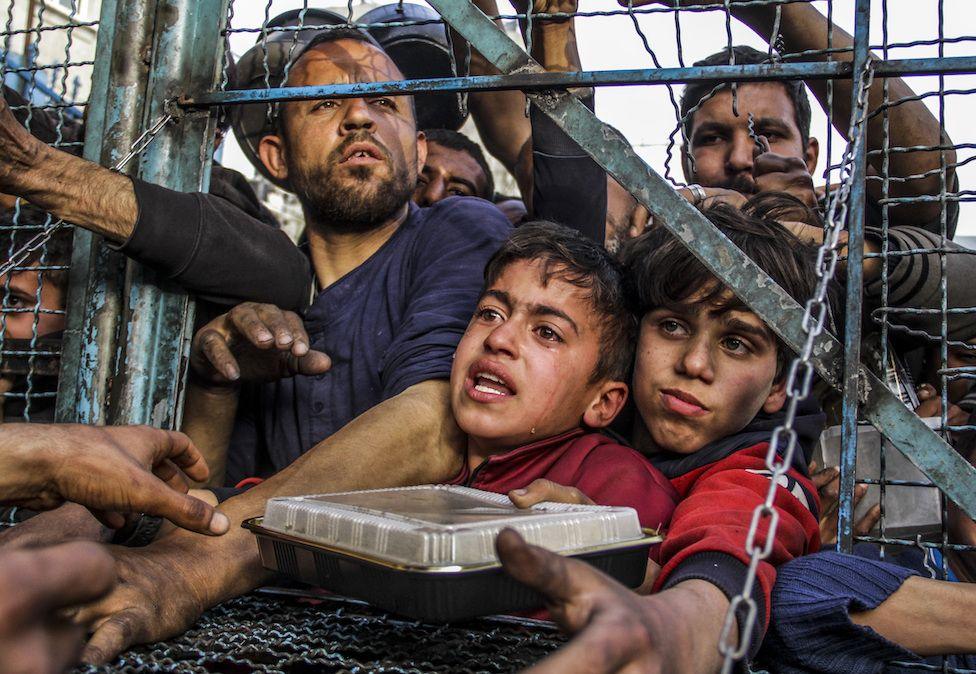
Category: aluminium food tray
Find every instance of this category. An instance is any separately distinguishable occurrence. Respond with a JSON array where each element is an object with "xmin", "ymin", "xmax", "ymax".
[{"xmin": 245, "ymin": 485, "xmax": 659, "ymax": 621}]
